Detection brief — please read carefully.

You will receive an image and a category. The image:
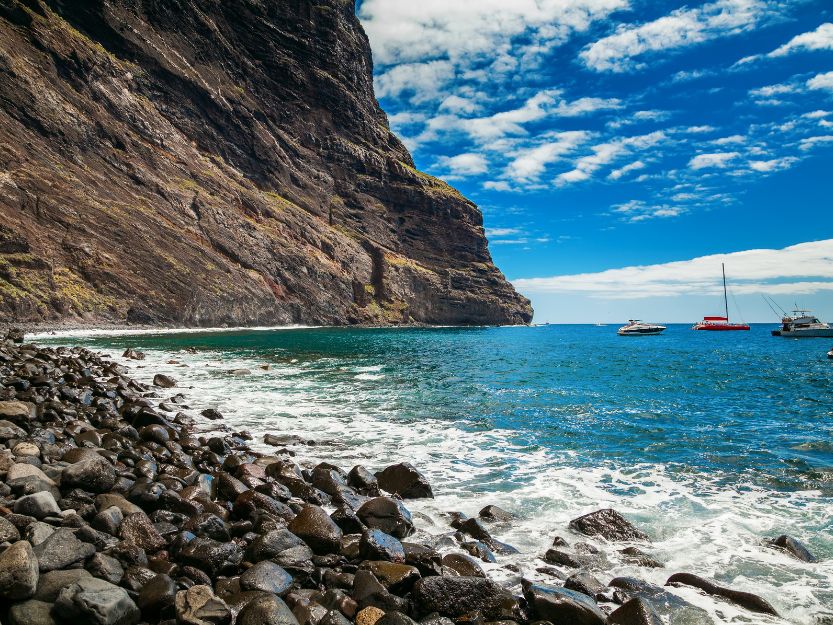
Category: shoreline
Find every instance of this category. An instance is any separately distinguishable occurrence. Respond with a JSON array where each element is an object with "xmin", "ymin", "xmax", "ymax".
[{"xmin": 0, "ymin": 333, "xmax": 826, "ymax": 625}]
